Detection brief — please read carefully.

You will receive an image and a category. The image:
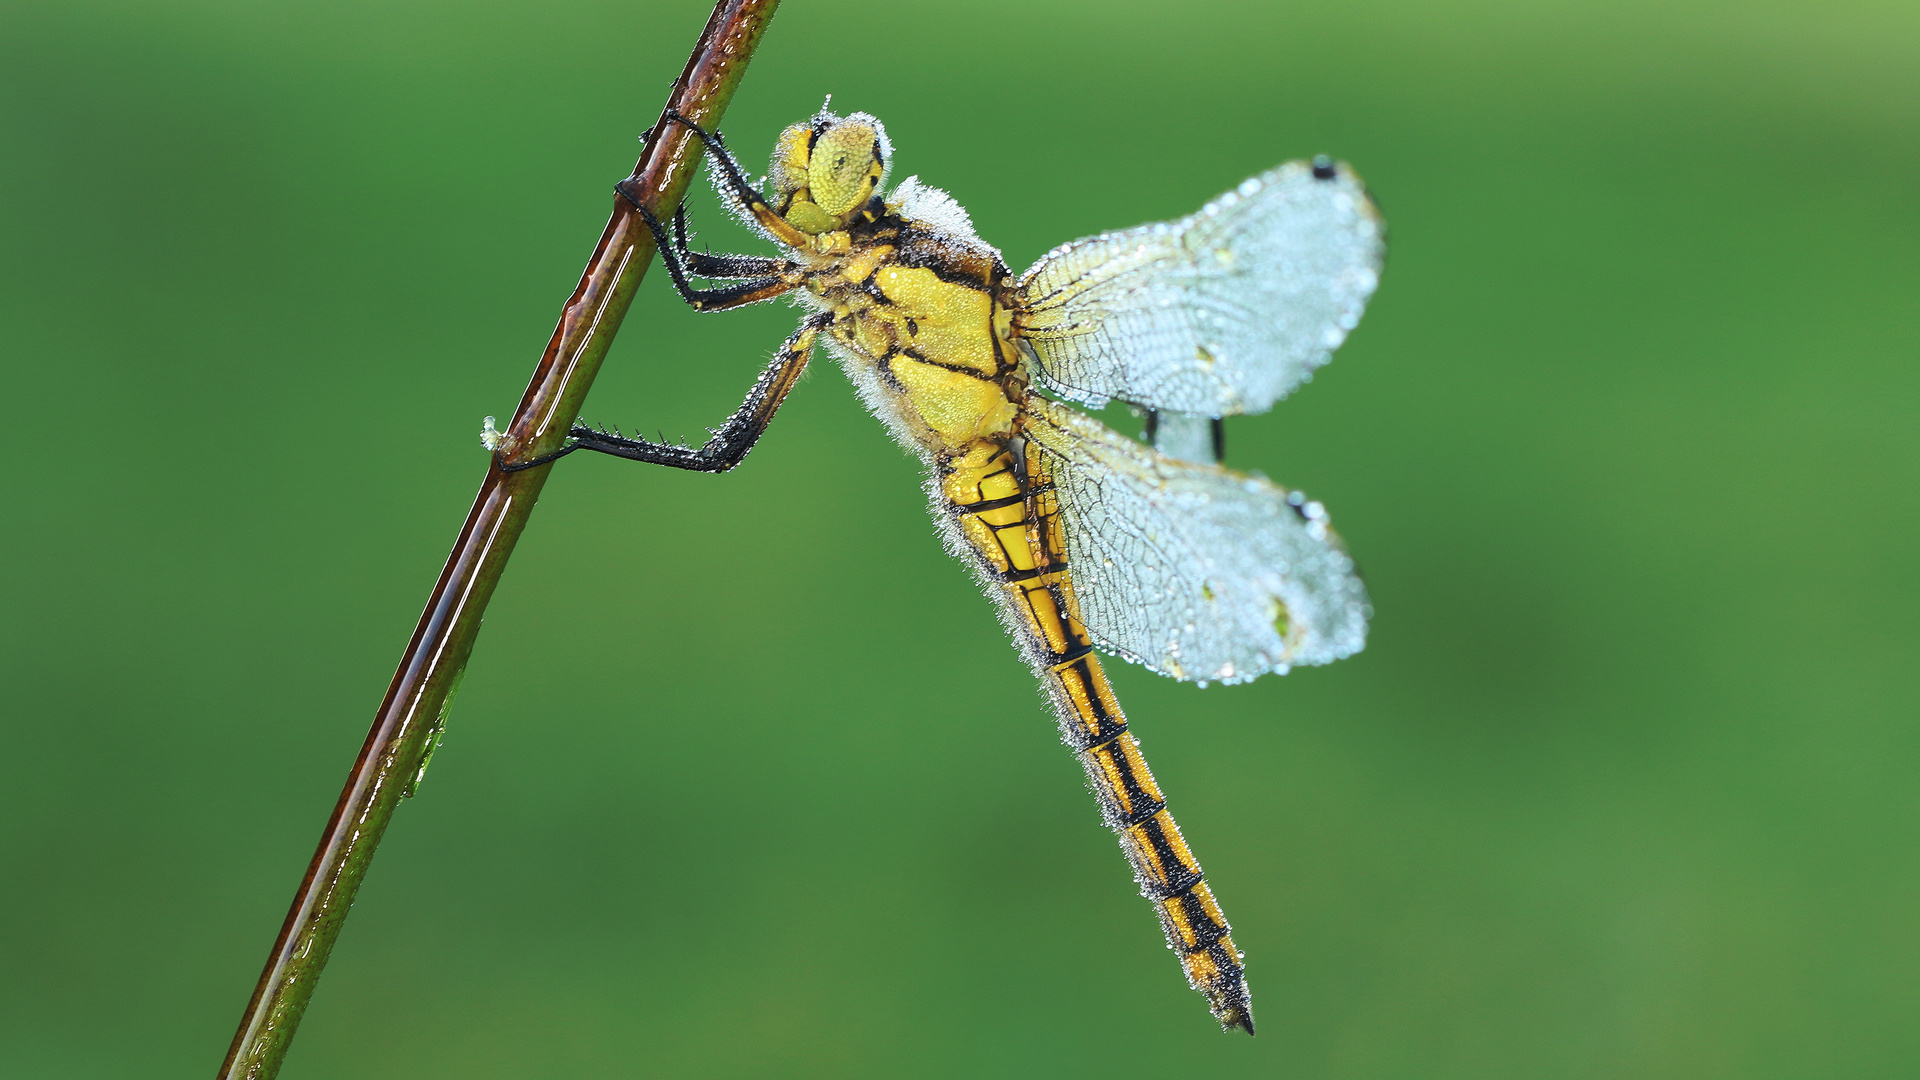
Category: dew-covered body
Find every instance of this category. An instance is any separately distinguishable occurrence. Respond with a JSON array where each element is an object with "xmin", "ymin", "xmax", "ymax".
[
  {"xmin": 801, "ymin": 202, "xmax": 1024, "ymax": 453},
  {"xmin": 796, "ymin": 194, "xmax": 1264, "ymax": 1024},
  {"xmin": 496, "ymin": 105, "xmax": 1386, "ymax": 1033}
]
